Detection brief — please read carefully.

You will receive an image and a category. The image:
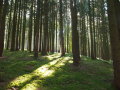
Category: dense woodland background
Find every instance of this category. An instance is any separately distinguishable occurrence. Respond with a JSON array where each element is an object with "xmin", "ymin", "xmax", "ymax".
[
  {"xmin": 0, "ymin": 0, "xmax": 111, "ymax": 59},
  {"xmin": 0, "ymin": 0, "xmax": 120, "ymax": 90}
]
